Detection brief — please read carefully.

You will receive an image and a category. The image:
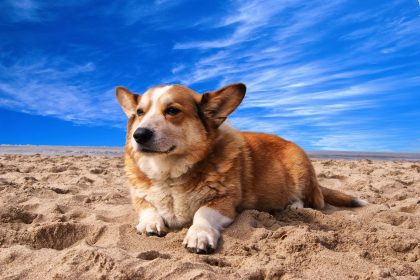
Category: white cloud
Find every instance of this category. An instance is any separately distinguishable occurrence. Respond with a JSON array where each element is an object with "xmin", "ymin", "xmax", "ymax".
[
  {"xmin": 1, "ymin": 0, "xmax": 418, "ymax": 151},
  {"xmin": 166, "ymin": 0, "xmax": 420, "ymax": 151},
  {"xmin": 0, "ymin": 55, "xmax": 124, "ymax": 126},
  {"xmin": 0, "ymin": 0, "xmax": 95, "ymax": 22},
  {"xmin": 312, "ymin": 133, "xmax": 393, "ymax": 152},
  {"xmin": 175, "ymin": 0, "xmax": 290, "ymax": 49},
  {"xmin": 2, "ymin": 0, "xmax": 41, "ymax": 22},
  {"xmin": 104, "ymin": 0, "xmax": 192, "ymax": 26}
]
